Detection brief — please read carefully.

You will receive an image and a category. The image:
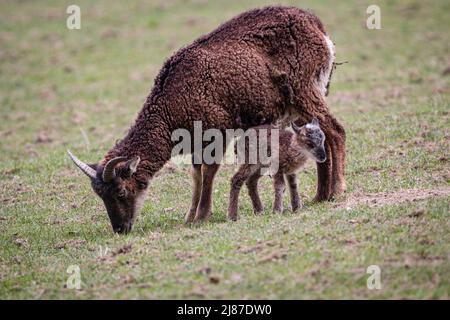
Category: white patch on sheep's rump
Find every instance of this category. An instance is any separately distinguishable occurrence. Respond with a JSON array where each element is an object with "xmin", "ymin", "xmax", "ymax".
[
  {"xmin": 314, "ymin": 35, "xmax": 335, "ymax": 97},
  {"xmin": 276, "ymin": 34, "xmax": 336, "ymax": 127}
]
